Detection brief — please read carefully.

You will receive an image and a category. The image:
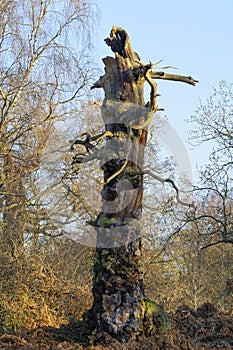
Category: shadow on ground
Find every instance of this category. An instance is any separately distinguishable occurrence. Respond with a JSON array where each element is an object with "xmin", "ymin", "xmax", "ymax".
[{"xmin": 0, "ymin": 303, "xmax": 232, "ymax": 349}]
